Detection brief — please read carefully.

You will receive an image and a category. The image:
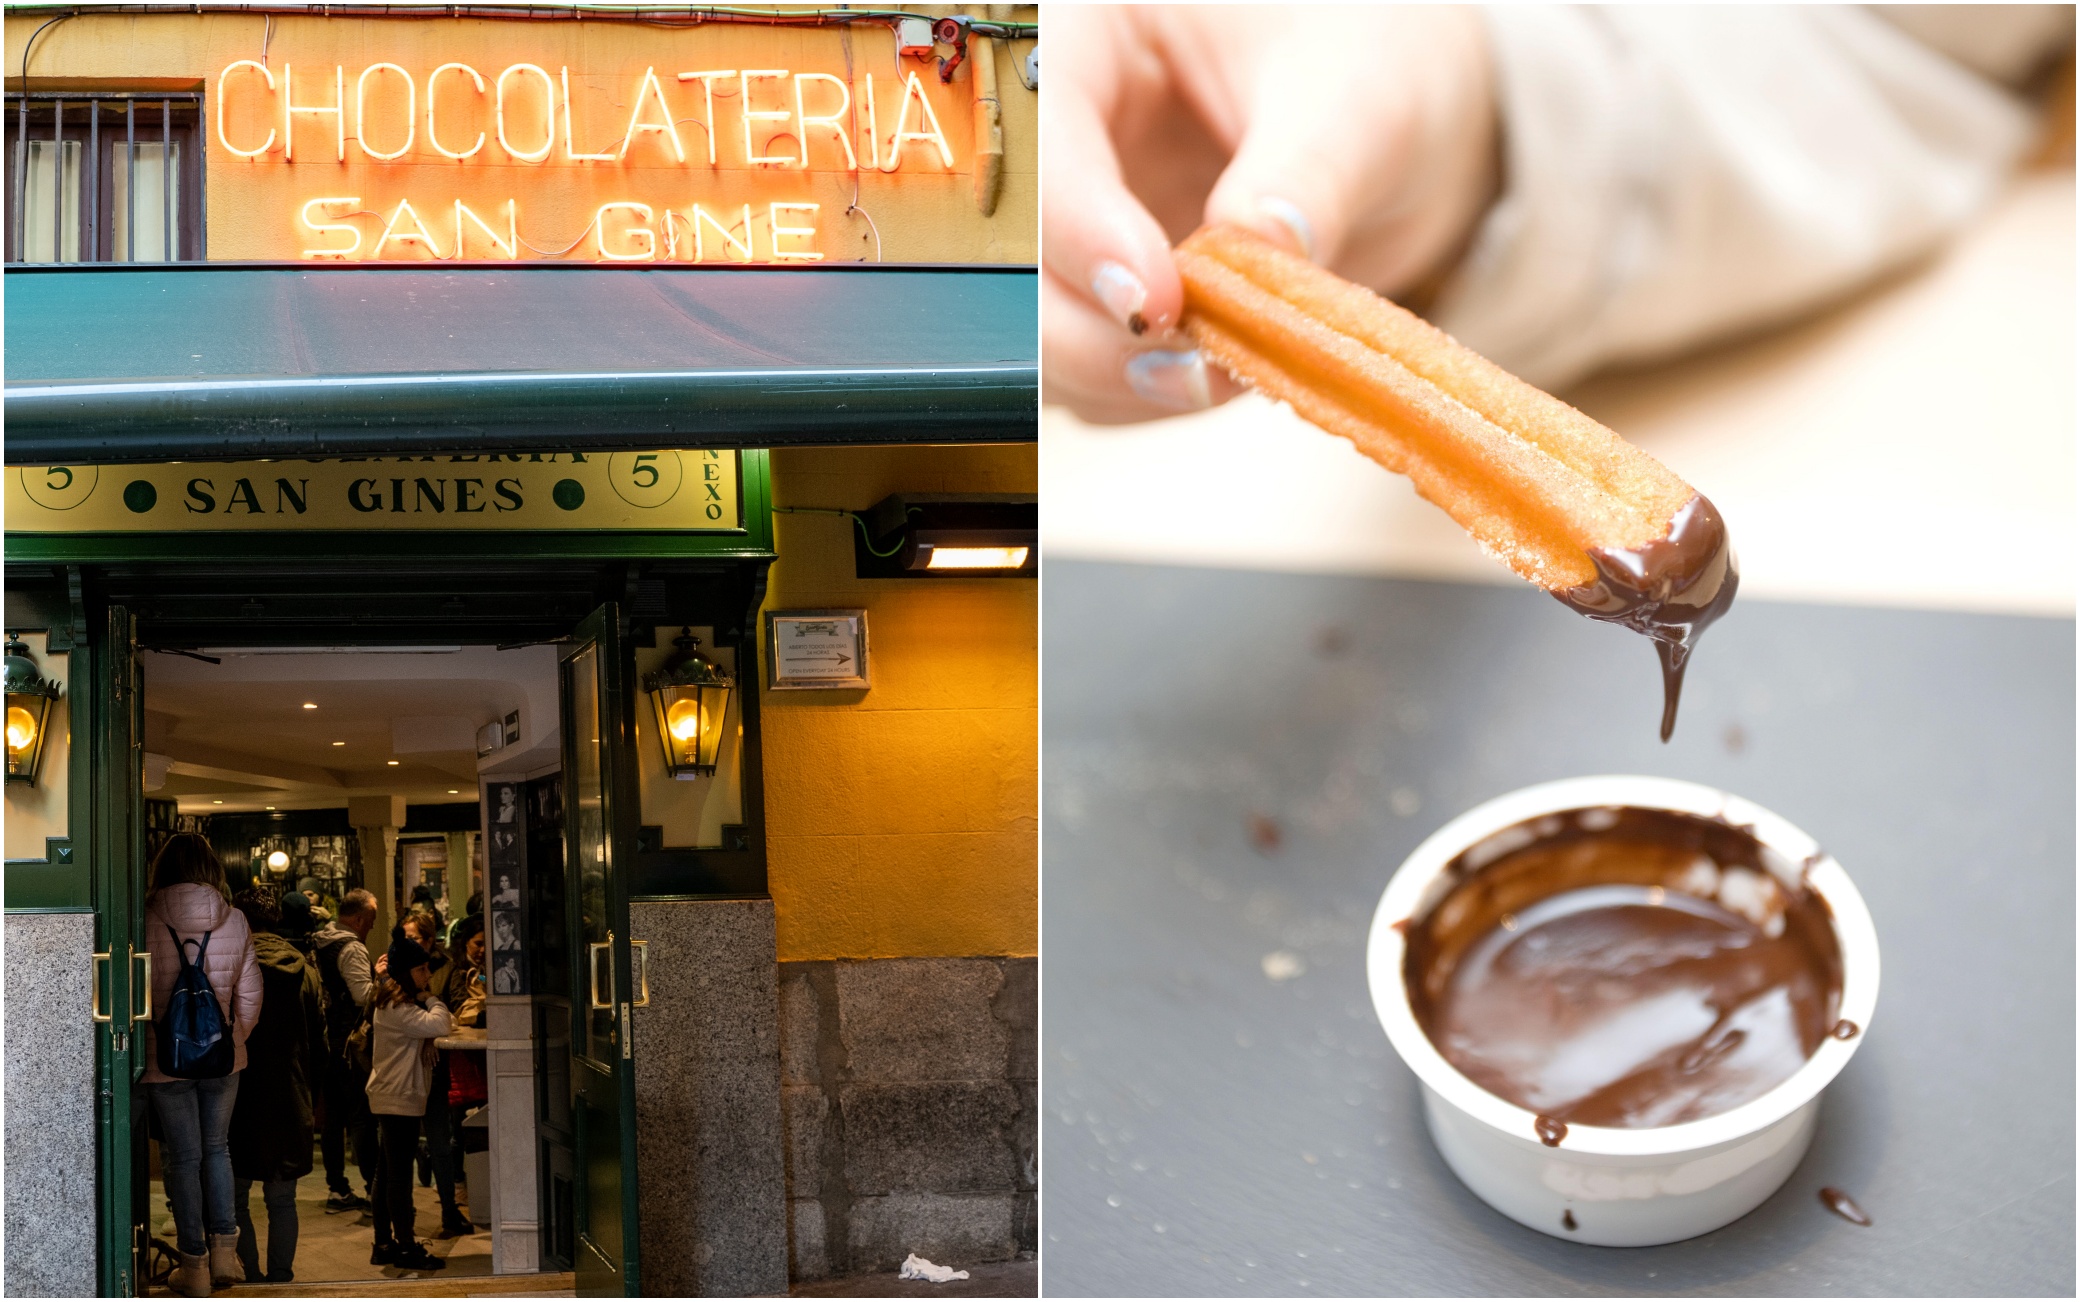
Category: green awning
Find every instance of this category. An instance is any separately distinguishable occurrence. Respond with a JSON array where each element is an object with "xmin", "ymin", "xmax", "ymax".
[{"xmin": 3, "ymin": 262, "xmax": 1036, "ymax": 464}]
